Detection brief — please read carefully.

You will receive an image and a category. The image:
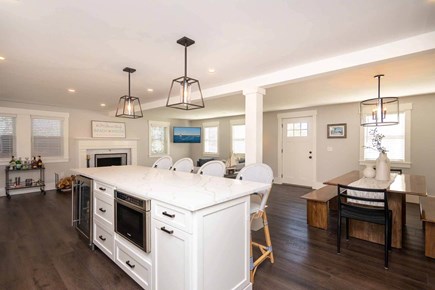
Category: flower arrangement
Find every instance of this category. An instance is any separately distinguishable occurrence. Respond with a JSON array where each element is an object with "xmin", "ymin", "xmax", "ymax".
[{"xmin": 365, "ymin": 127, "xmax": 387, "ymax": 153}]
